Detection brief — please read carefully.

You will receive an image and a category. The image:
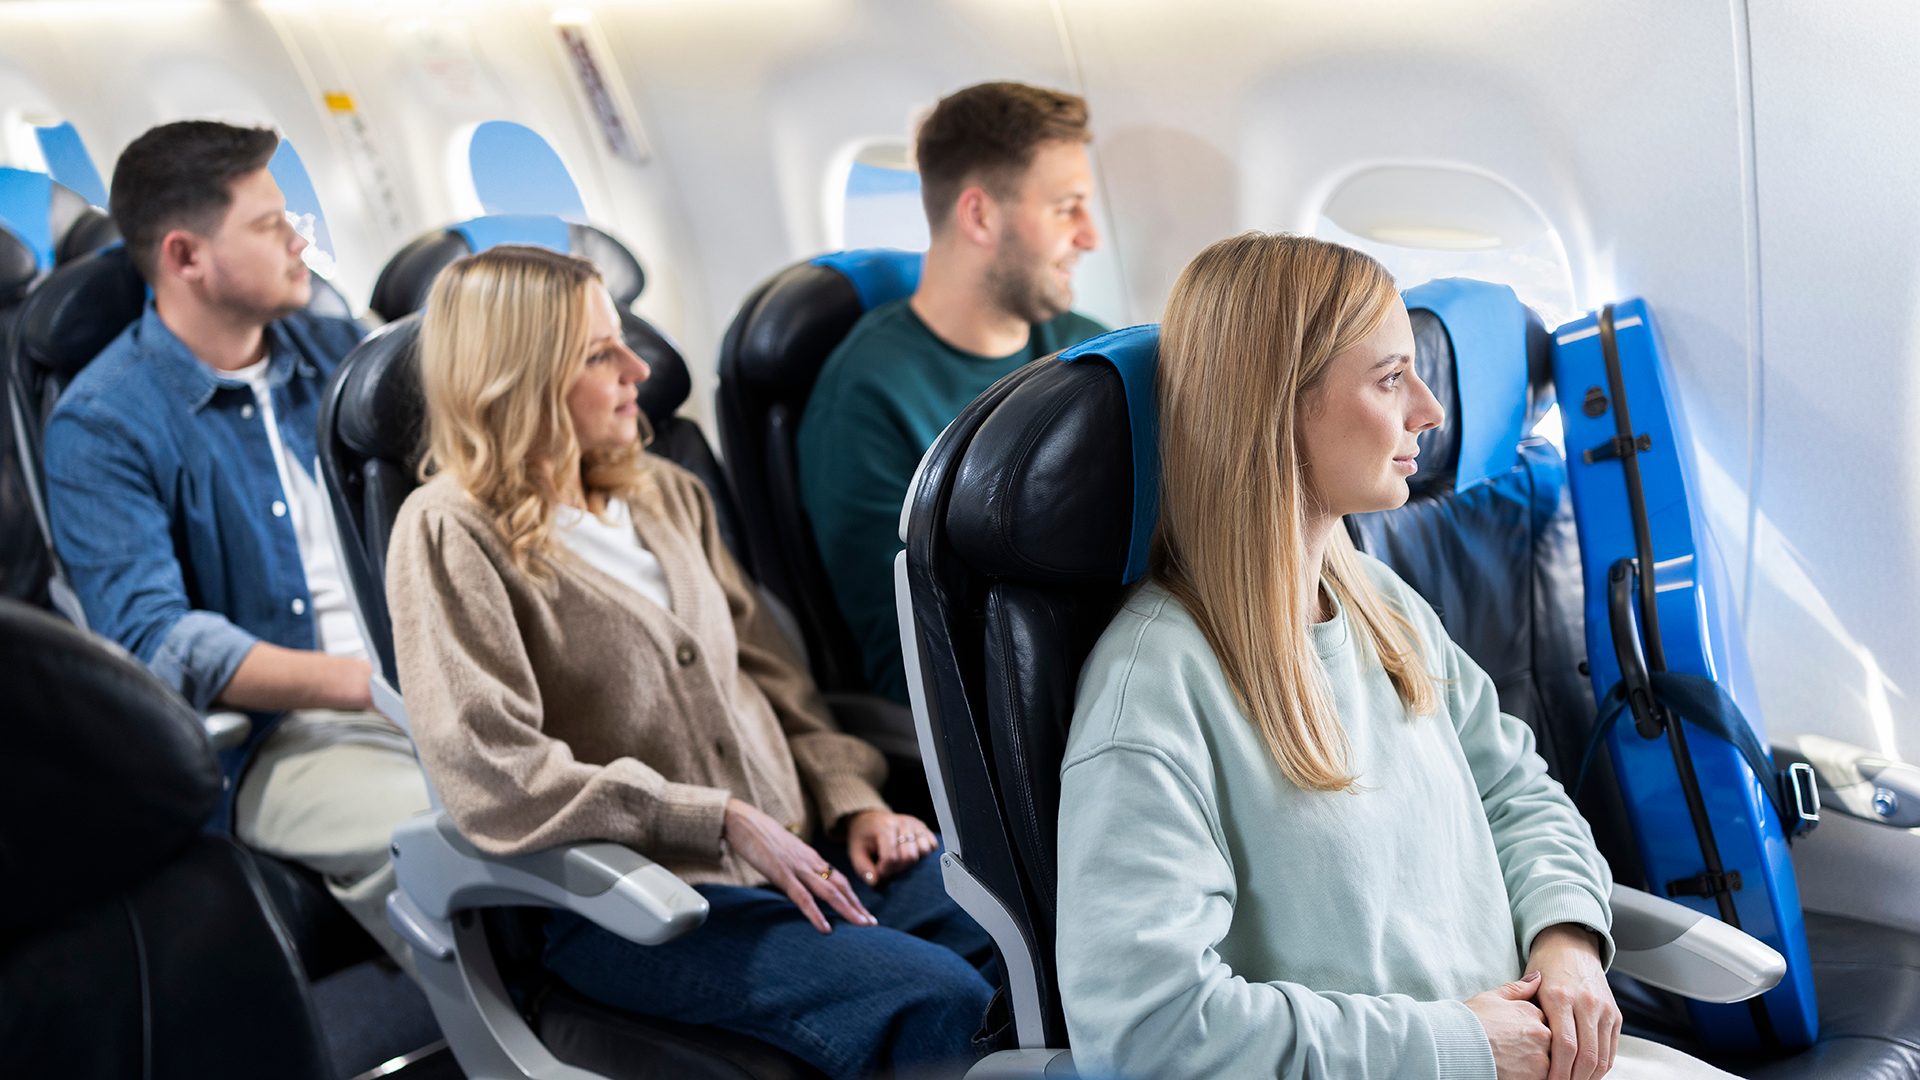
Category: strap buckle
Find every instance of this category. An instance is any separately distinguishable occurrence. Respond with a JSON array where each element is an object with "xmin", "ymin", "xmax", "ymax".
[
  {"xmin": 1666, "ymin": 869, "xmax": 1744, "ymax": 899},
  {"xmin": 1782, "ymin": 761, "xmax": 1821, "ymax": 837},
  {"xmin": 1583, "ymin": 432, "xmax": 1653, "ymax": 464}
]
